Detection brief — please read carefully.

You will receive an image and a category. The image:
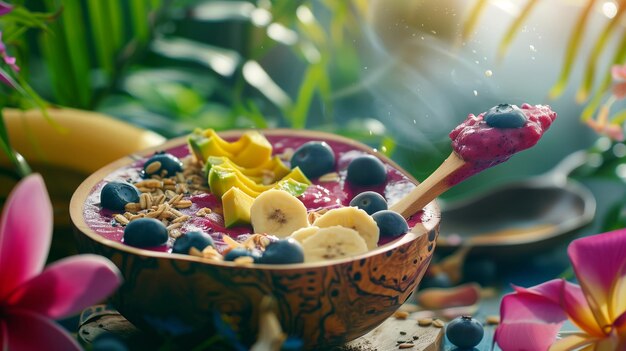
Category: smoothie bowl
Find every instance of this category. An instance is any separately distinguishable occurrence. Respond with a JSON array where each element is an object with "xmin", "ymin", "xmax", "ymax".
[{"xmin": 69, "ymin": 129, "xmax": 440, "ymax": 348}]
